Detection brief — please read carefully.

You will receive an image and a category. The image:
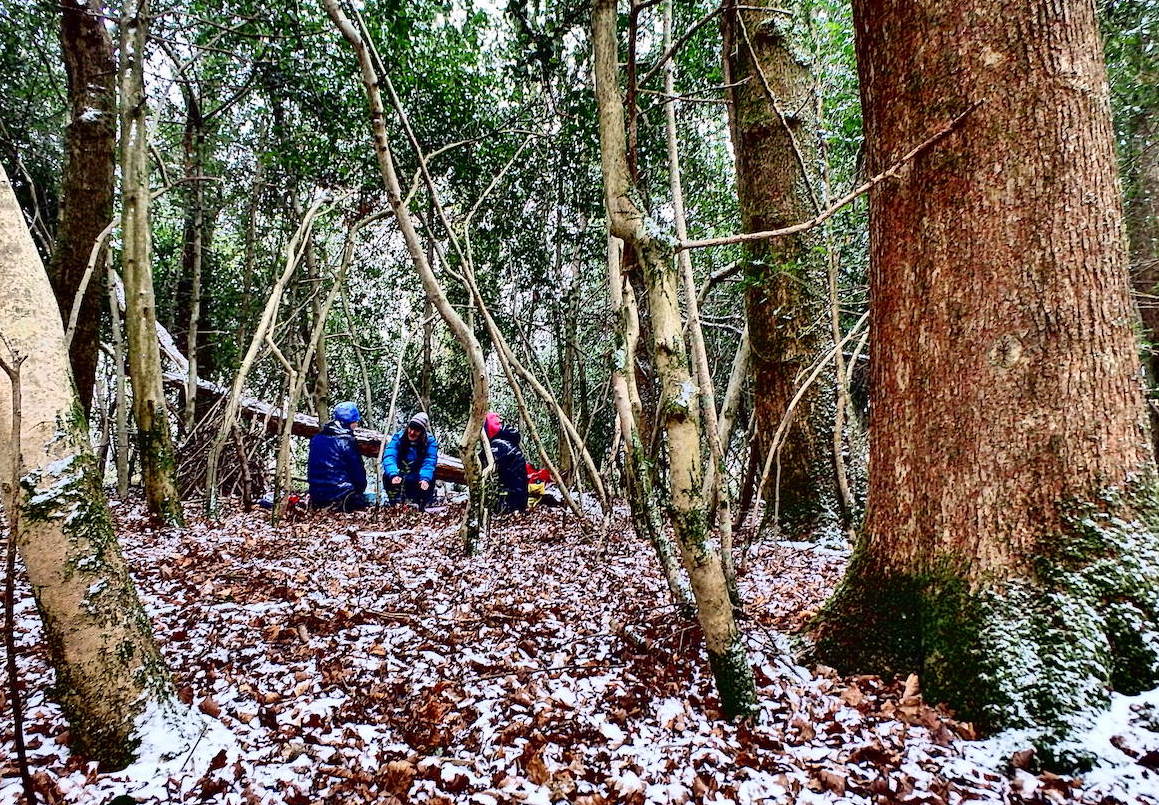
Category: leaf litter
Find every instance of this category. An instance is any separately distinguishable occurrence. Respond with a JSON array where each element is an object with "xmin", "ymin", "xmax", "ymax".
[{"xmin": 3, "ymin": 502, "xmax": 1159, "ymax": 804}]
